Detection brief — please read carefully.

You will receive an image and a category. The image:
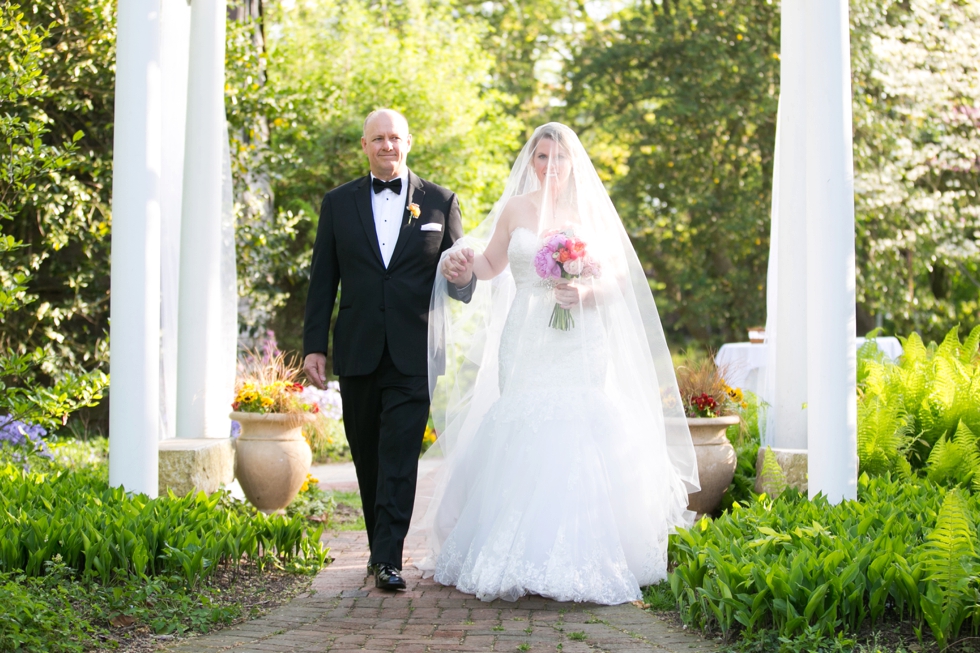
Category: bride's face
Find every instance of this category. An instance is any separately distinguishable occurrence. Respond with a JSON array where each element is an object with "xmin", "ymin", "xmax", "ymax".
[{"xmin": 532, "ymin": 138, "xmax": 572, "ymax": 189}]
